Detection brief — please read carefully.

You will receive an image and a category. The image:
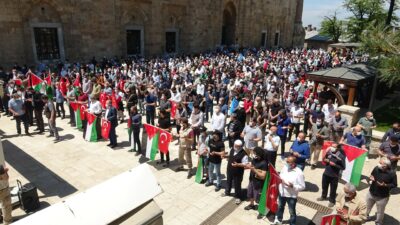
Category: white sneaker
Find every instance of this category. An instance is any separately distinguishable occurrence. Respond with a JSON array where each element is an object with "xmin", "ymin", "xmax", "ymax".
[{"xmin": 270, "ymin": 219, "xmax": 282, "ymax": 225}]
